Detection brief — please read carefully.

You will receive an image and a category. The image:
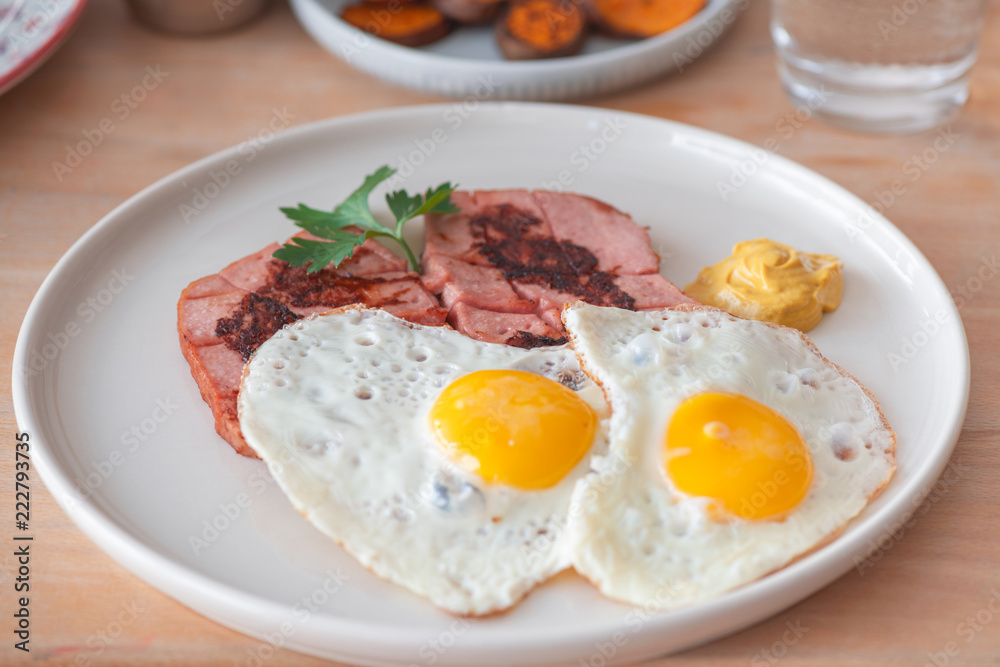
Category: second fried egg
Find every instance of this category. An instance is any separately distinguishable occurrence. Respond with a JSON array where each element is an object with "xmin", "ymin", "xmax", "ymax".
[{"xmin": 562, "ymin": 302, "xmax": 896, "ymax": 610}]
